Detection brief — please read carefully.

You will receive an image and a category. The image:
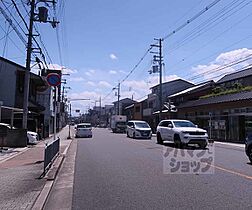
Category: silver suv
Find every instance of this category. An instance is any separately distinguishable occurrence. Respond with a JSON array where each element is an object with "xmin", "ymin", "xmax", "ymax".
[{"xmin": 156, "ymin": 119, "xmax": 208, "ymax": 148}]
